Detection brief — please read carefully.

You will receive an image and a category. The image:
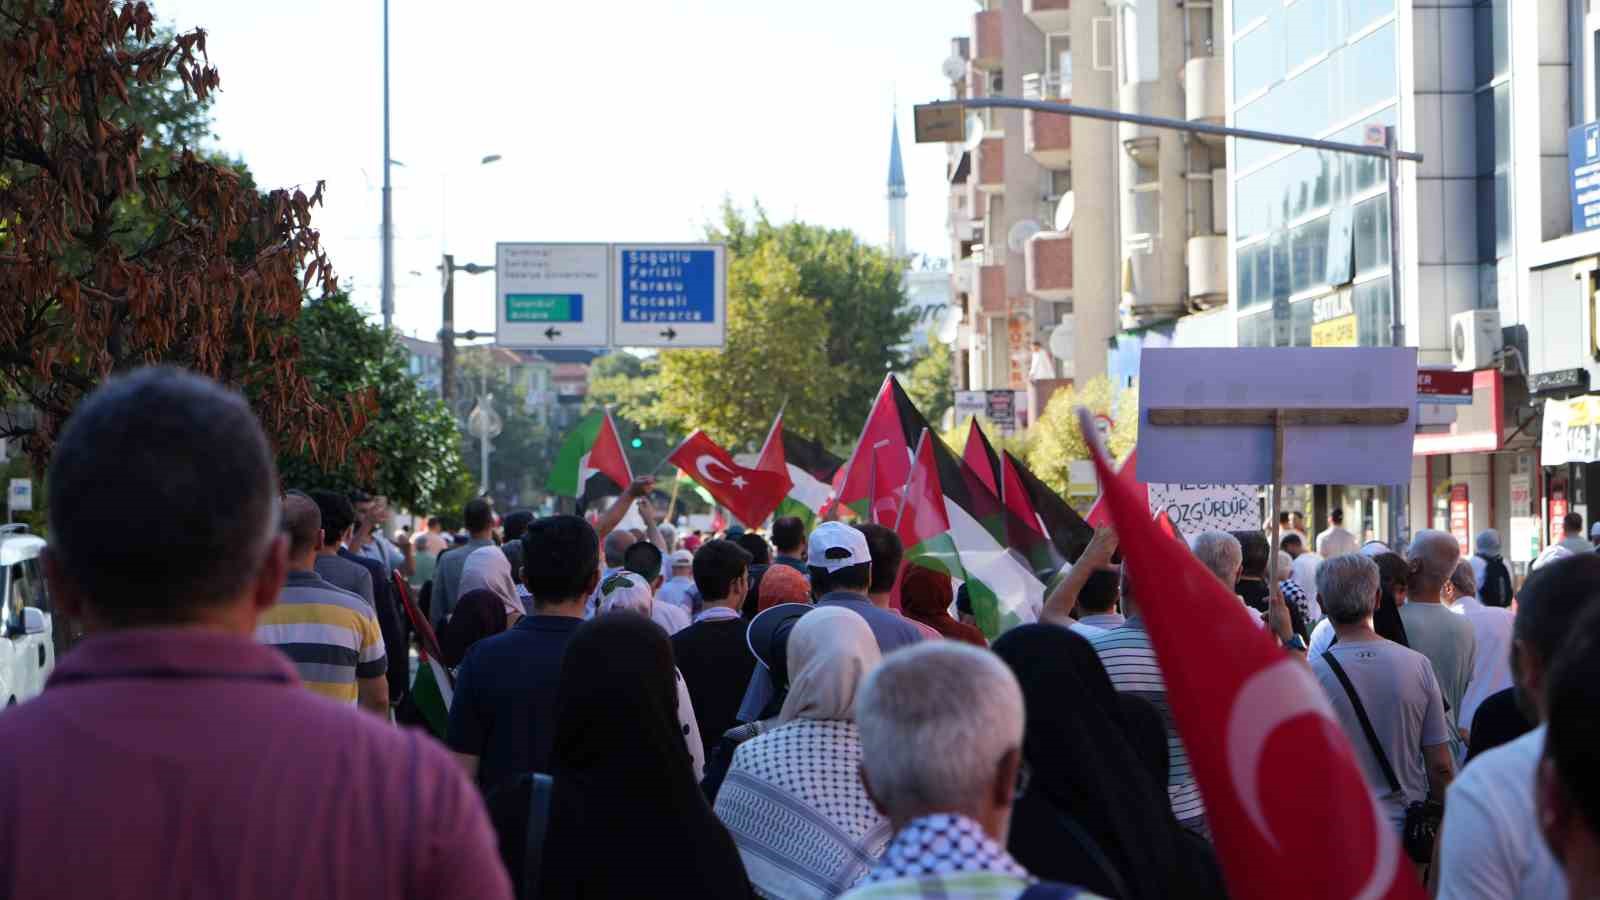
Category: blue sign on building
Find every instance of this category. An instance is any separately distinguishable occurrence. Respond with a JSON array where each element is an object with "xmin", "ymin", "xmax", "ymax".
[
  {"xmin": 1570, "ymin": 122, "xmax": 1600, "ymax": 233},
  {"xmin": 610, "ymin": 243, "xmax": 727, "ymax": 348},
  {"xmin": 617, "ymin": 248, "xmax": 717, "ymax": 324}
]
